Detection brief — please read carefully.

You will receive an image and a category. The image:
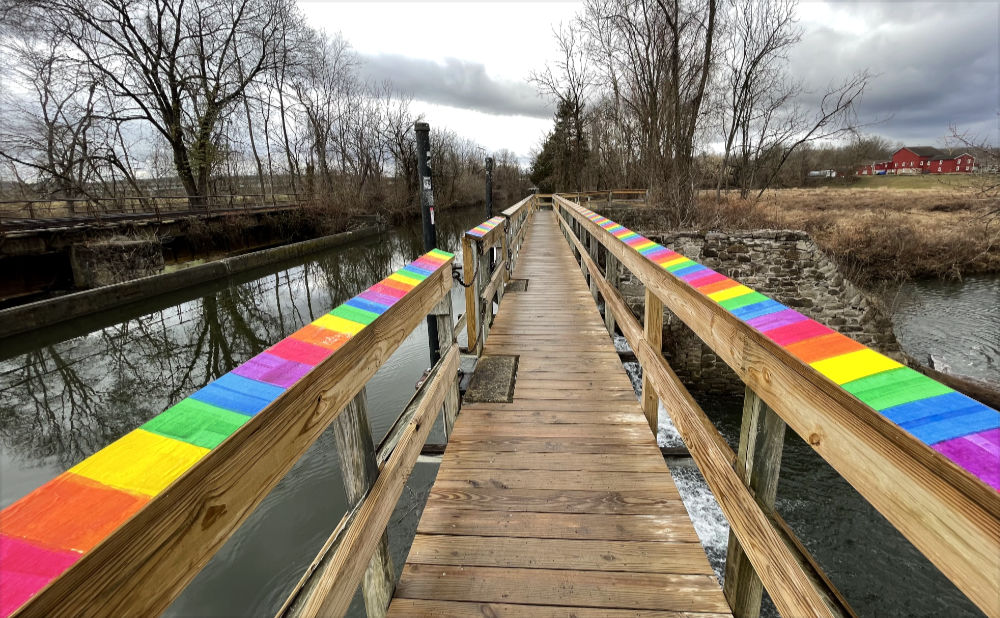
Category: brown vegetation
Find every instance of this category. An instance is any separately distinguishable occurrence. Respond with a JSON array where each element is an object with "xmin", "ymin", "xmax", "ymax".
[{"xmin": 609, "ymin": 184, "xmax": 999, "ymax": 285}]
